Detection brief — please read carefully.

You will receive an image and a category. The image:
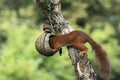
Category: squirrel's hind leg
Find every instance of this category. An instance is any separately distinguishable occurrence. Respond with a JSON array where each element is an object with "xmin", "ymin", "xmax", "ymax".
[{"xmin": 73, "ymin": 42, "xmax": 88, "ymax": 57}]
